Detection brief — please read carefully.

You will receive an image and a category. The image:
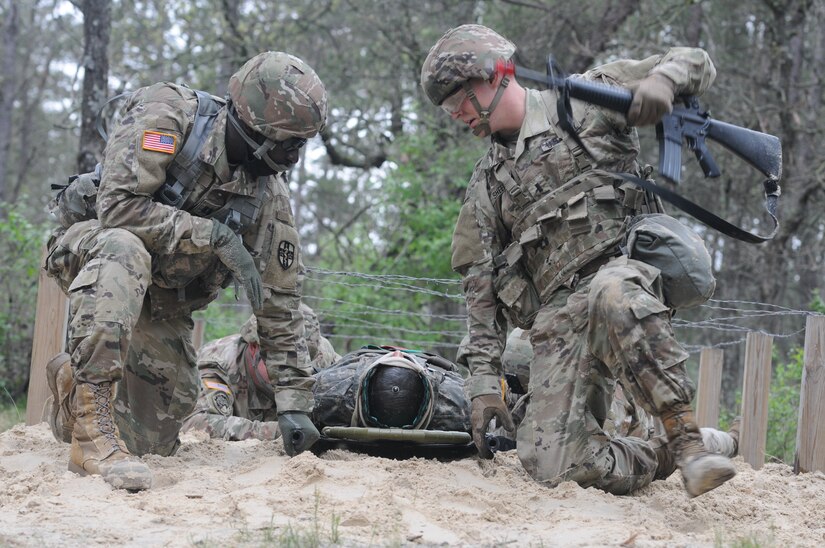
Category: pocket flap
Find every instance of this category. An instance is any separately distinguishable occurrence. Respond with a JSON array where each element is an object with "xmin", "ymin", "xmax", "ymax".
[
  {"xmin": 629, "ymin": 292, "xmax": 669, "ymax": 320},
  {"xmin": 67, "ymin": 261, "xmax": 100, "ymax": 292},
  {"xmin": 498, "ymin": 275, "xmax": 527, "ymax": 308}
]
